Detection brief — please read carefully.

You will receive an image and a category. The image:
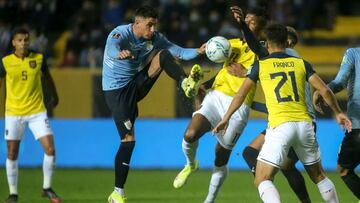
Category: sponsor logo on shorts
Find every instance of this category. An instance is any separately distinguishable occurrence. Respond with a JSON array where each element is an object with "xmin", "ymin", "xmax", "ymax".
[
  {"xmin": 5, "ymin": 129, "xmax": 8, "ymax": 136},
  {"xmin": 123, "ymin": 119, "xmax": 132, "ymax": 130}
]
